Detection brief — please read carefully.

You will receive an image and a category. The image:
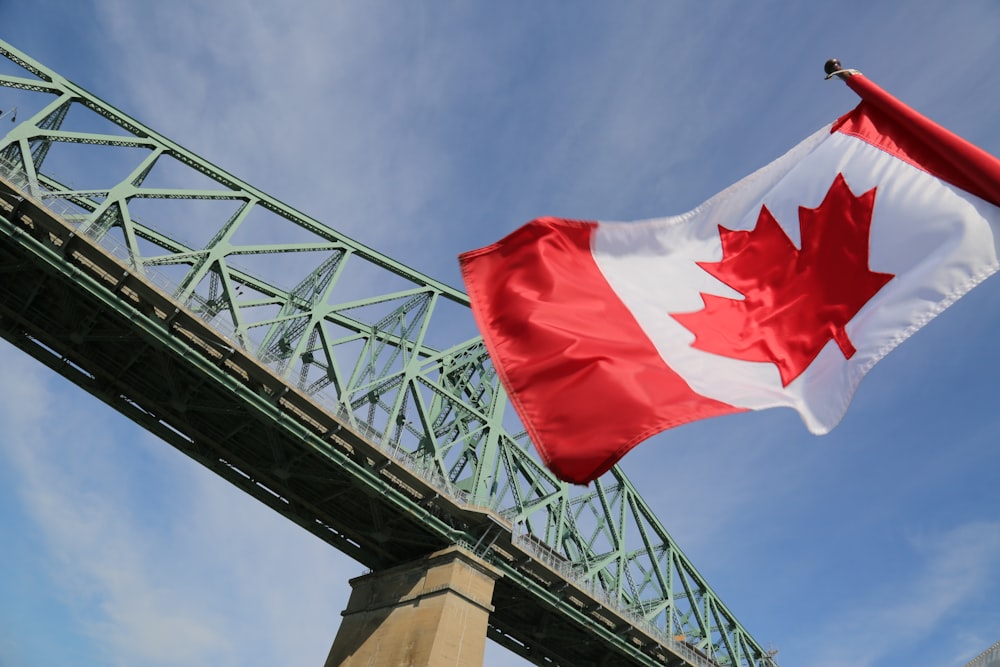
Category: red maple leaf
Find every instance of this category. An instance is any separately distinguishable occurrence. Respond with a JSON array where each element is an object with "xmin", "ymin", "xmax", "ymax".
[{"xmin": 671, "ymin": 173, "xmax": 894, "ymax": 387}]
